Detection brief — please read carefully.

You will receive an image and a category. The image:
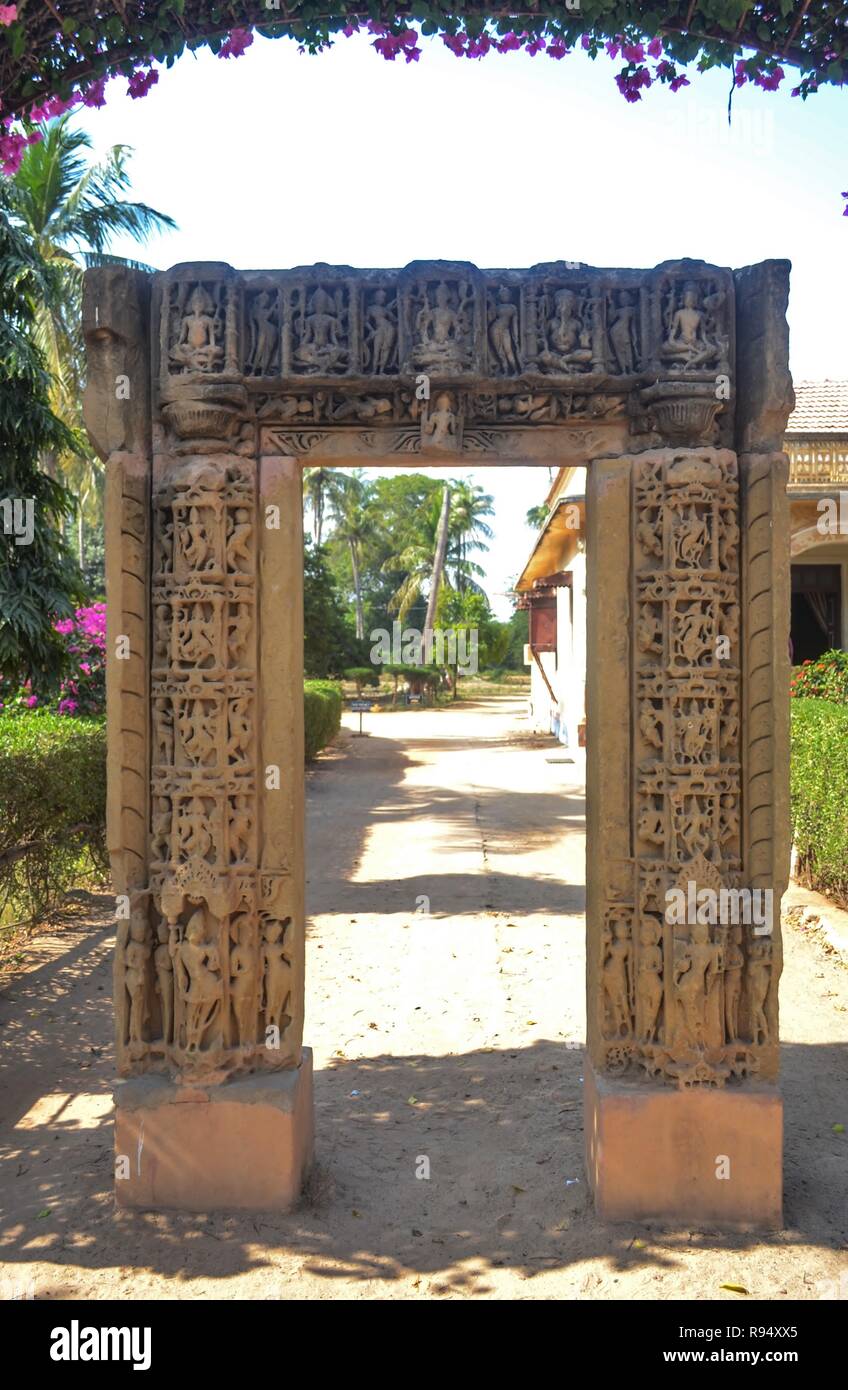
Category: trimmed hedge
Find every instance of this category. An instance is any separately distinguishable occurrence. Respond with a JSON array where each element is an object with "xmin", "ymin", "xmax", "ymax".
[
  {"xmin": 0, "ymin": 683, "xmax": 344, "ymax": 928},
  {"xmin": 0, "ymin": 713, "xmax": 107, "ymax": 928},
  {"xmin": 304, "ymin": 679, "xmax": 343, "ymax": 761},
  {"xmin": 790, "ymin": 698, "xmax": 848, "ymax": 907}
]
